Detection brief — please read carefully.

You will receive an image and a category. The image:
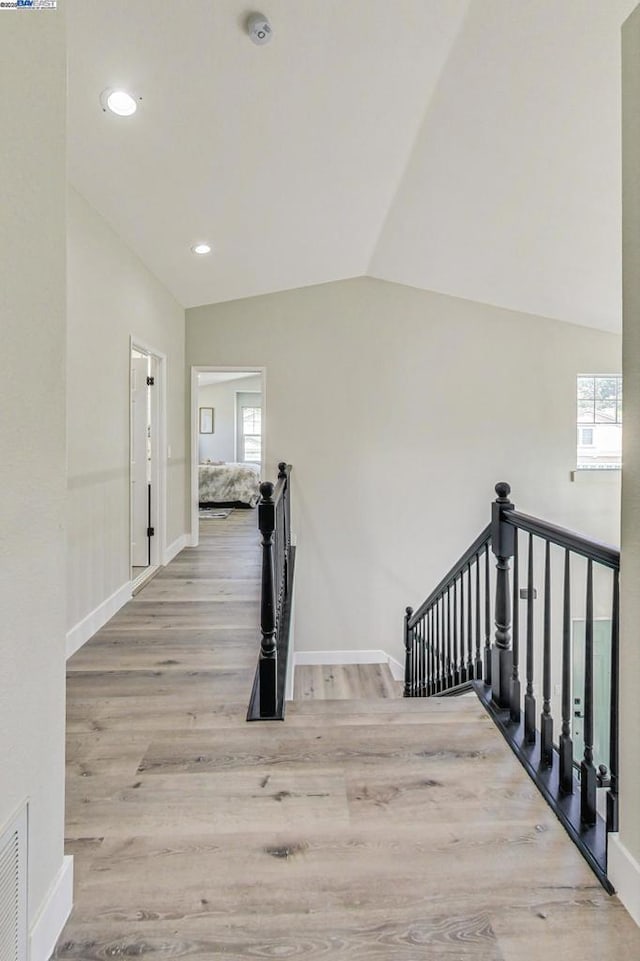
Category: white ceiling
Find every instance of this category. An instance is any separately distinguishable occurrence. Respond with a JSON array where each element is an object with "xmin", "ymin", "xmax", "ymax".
[{"xmin": 67, "ymin": 0, "xmax": 636, "ymax": 330}]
